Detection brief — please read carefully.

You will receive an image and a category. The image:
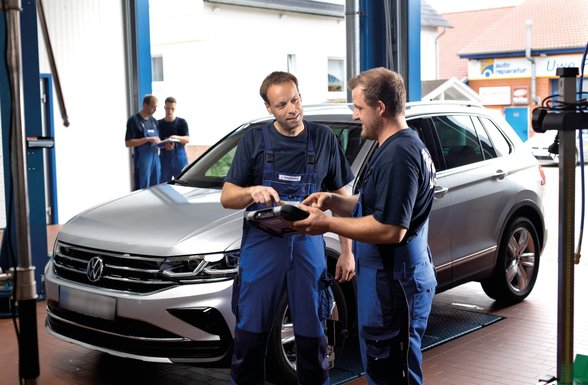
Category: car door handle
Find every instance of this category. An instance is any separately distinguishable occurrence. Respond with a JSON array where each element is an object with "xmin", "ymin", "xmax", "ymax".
[
  {"xmin": 494, "ymin": 169, "xmax": 506, "ymax": 180},
  {"xmin": 434, "ymin": 186, "xmax": 449, "ymax": 197}
]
